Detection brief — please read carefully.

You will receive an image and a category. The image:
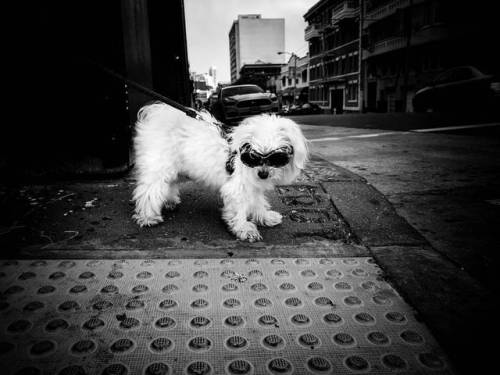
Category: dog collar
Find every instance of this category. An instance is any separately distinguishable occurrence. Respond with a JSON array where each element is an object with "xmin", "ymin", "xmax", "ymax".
[{"xmin": 226, "ymin": 150, "xmax": 237, "ymax": 175}]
